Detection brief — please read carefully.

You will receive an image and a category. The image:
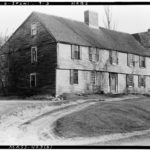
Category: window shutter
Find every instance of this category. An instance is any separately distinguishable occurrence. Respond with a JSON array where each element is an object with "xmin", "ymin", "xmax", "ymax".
[
  {"xmin": 117, "ymin": 52, "xmax": 119, "ymax": 64},
  {"xmin": 138, "ymin": 76, "xmax": 140, "ymax": 87},
  {"xmin": 109, "ymin": 51, "xmax": 112, "ymax": 64},
  {"xmin": 144, "ymin": 76, "xmax": 146, "ymax": 87},
  {"xmin": 70, "ymin": 70, "xmax": 74, "ymax": 84},
  {"xmin": 91, "ymin": 71, "xmax": 96, "ymax": 84},
  {"xmin": 71, "ymin": 45, "xmax": 75, "ymax": 59},
  {"xmin": 89, "ymin": 48, "xmax": 92, "ymax": 61},
  {"xmin": 79, "ymin": 46, "xmax": 81, "ymax": 60},
  {"xmin": 143, "ymin": 57, "xmax": 146, "ymax": 68},
  {"xmin": 74, "ymin": 70, "xmax": 78, "ymax": 84},
  {"xmin": 139, "ymin": 56, "xmax": 141, "ymax": 67},
  {"xmin": 96, "ymin": 49, "xmax": 99, "ymax": 62}
]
